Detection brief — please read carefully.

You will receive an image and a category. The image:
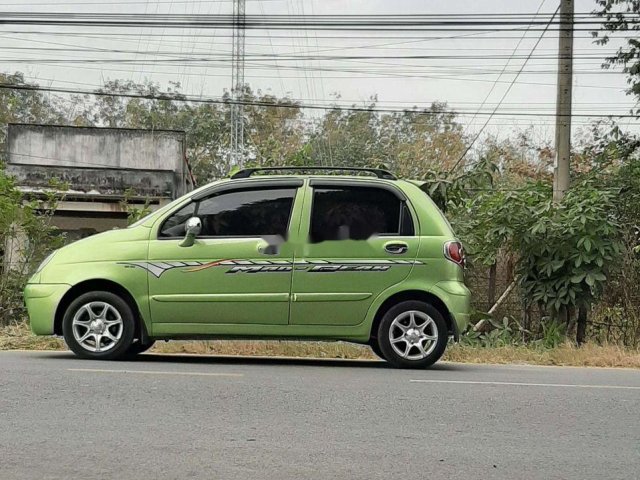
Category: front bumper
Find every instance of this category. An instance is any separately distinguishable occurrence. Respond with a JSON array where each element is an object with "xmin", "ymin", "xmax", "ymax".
[{"xmin": 24, "ymin": 283, "xmax": 70, "ymax": 335}]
